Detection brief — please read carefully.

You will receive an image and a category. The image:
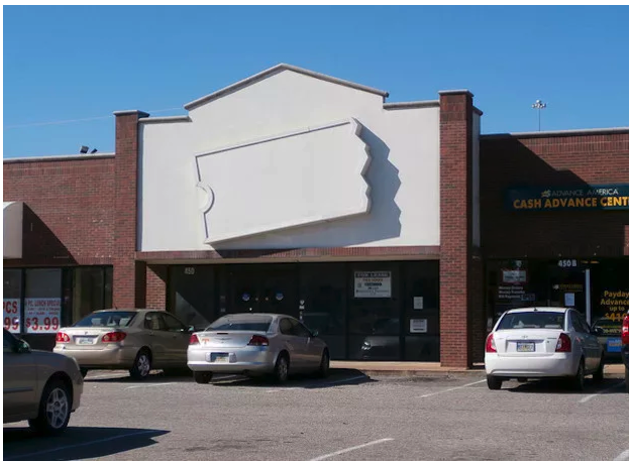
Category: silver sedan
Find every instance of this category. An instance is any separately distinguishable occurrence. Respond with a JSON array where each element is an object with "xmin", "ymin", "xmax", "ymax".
[{"xmin": 187, "ymin": 313, "xmax": 330, "ymax": 384}]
